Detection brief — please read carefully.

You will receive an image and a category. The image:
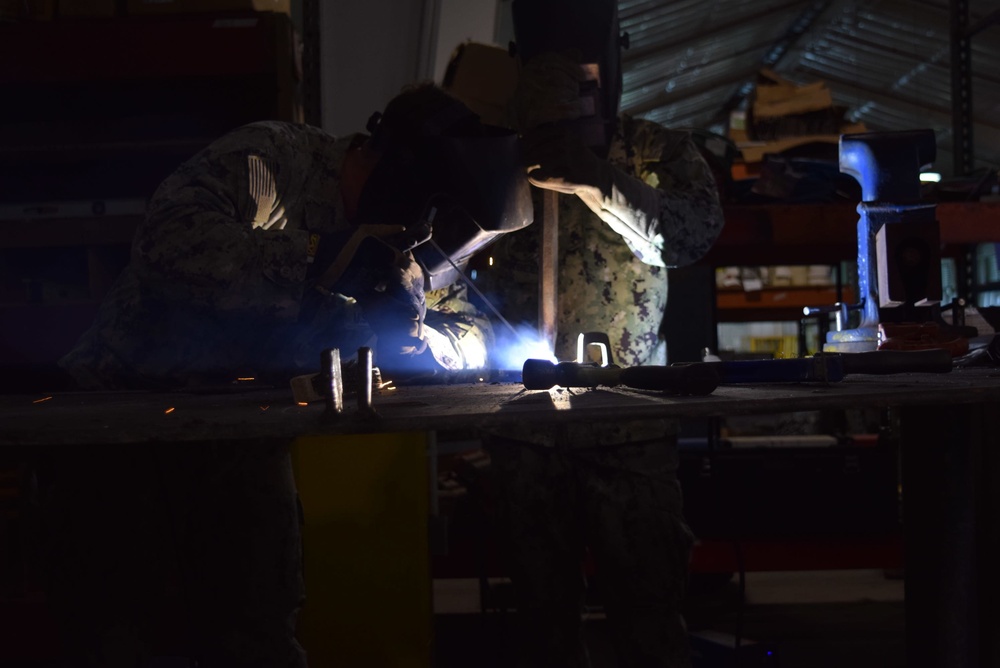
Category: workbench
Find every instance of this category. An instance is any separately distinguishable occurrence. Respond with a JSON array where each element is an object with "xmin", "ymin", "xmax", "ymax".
[
  {"xmin": 3, "ymin": 368, "xmax": 1000, "ymax": 667},
  {"xmin": 2, "ymin": 368, "xmax": 999, "ymax": 443}
]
